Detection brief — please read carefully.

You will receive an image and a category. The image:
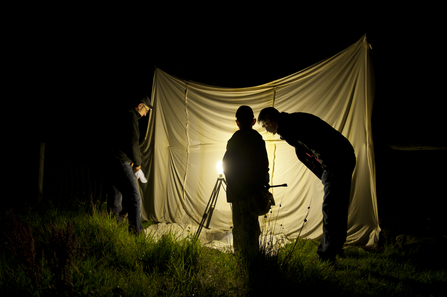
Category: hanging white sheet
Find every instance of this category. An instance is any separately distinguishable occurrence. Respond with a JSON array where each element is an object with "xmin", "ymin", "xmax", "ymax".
[{"xmin": 140, "ymin": 35, "xmax": 379, "ymax": 247}]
